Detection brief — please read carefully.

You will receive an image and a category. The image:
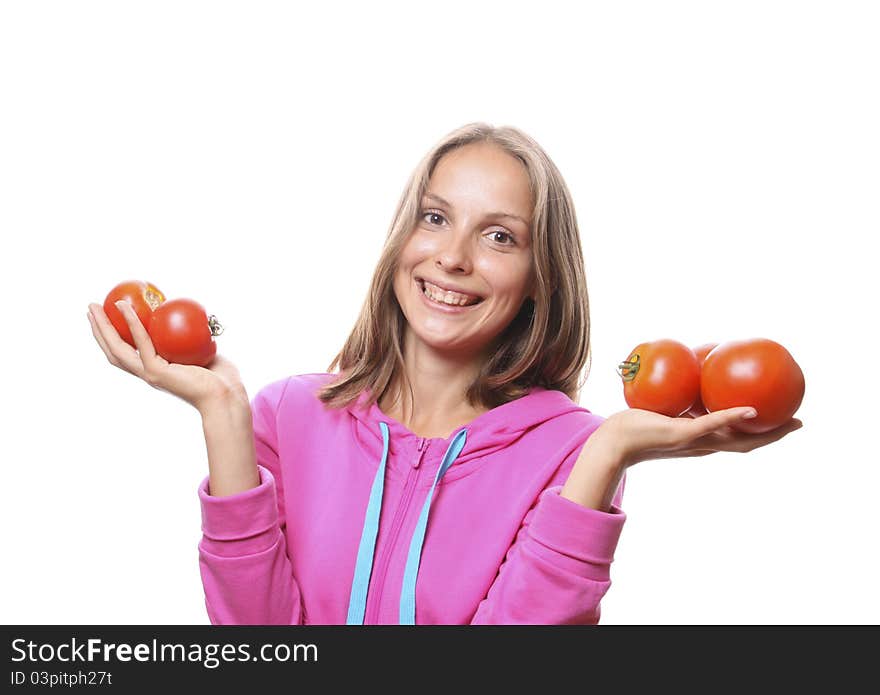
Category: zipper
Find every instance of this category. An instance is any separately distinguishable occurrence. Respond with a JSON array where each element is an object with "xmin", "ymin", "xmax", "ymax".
[{"xmin": 365, "ymin": 436, "xmax": 427, "ymax": 624}]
